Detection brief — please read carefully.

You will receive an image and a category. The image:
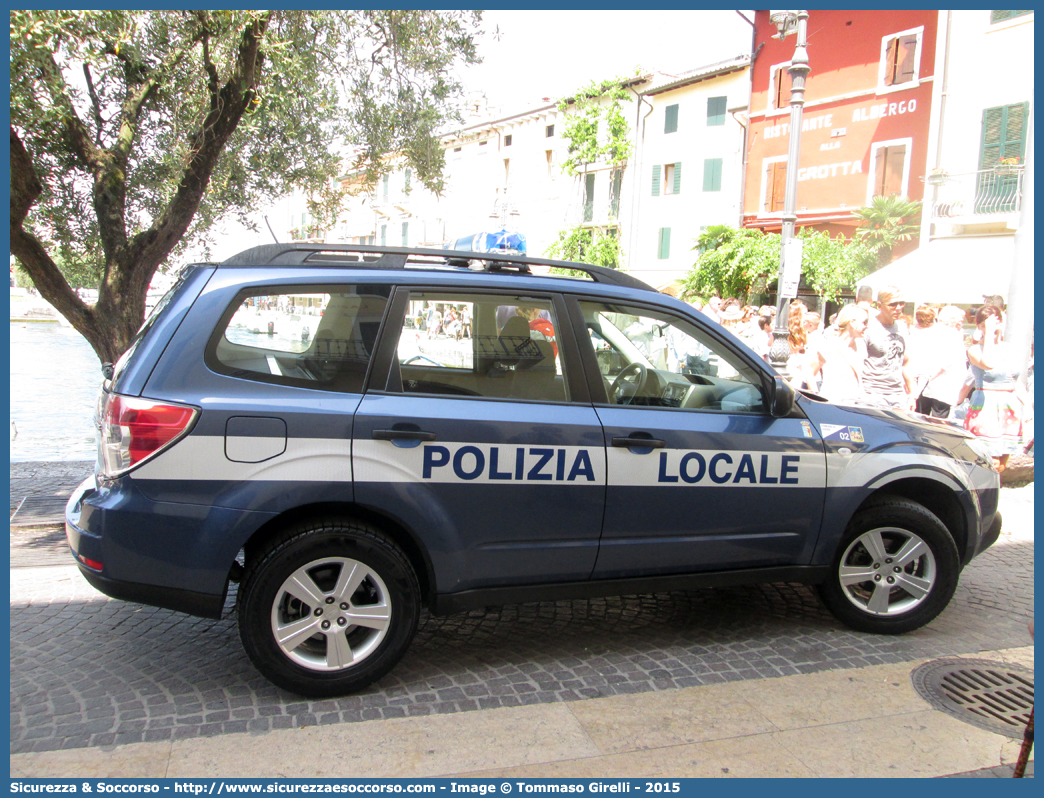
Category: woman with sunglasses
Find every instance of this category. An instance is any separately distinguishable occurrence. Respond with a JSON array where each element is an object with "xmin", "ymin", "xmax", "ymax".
[{"xmin": 964, "ymin": 304, "xmax": 1029, "ymax": 473}]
